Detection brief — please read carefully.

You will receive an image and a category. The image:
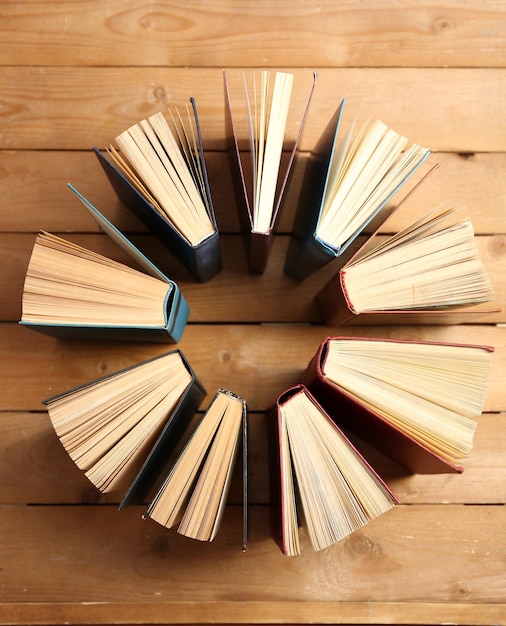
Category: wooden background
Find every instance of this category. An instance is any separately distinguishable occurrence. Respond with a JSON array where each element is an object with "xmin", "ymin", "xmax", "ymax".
[{"xmin": 1, "ymin": 2, "xmax": 505, "ymax": 625}]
